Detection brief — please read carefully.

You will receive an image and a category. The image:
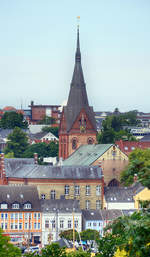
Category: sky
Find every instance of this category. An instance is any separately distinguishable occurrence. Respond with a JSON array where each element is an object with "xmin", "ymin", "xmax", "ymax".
[{"xmin": 0, "ymin": 0, "xmax": 150, "ymax": 112}]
